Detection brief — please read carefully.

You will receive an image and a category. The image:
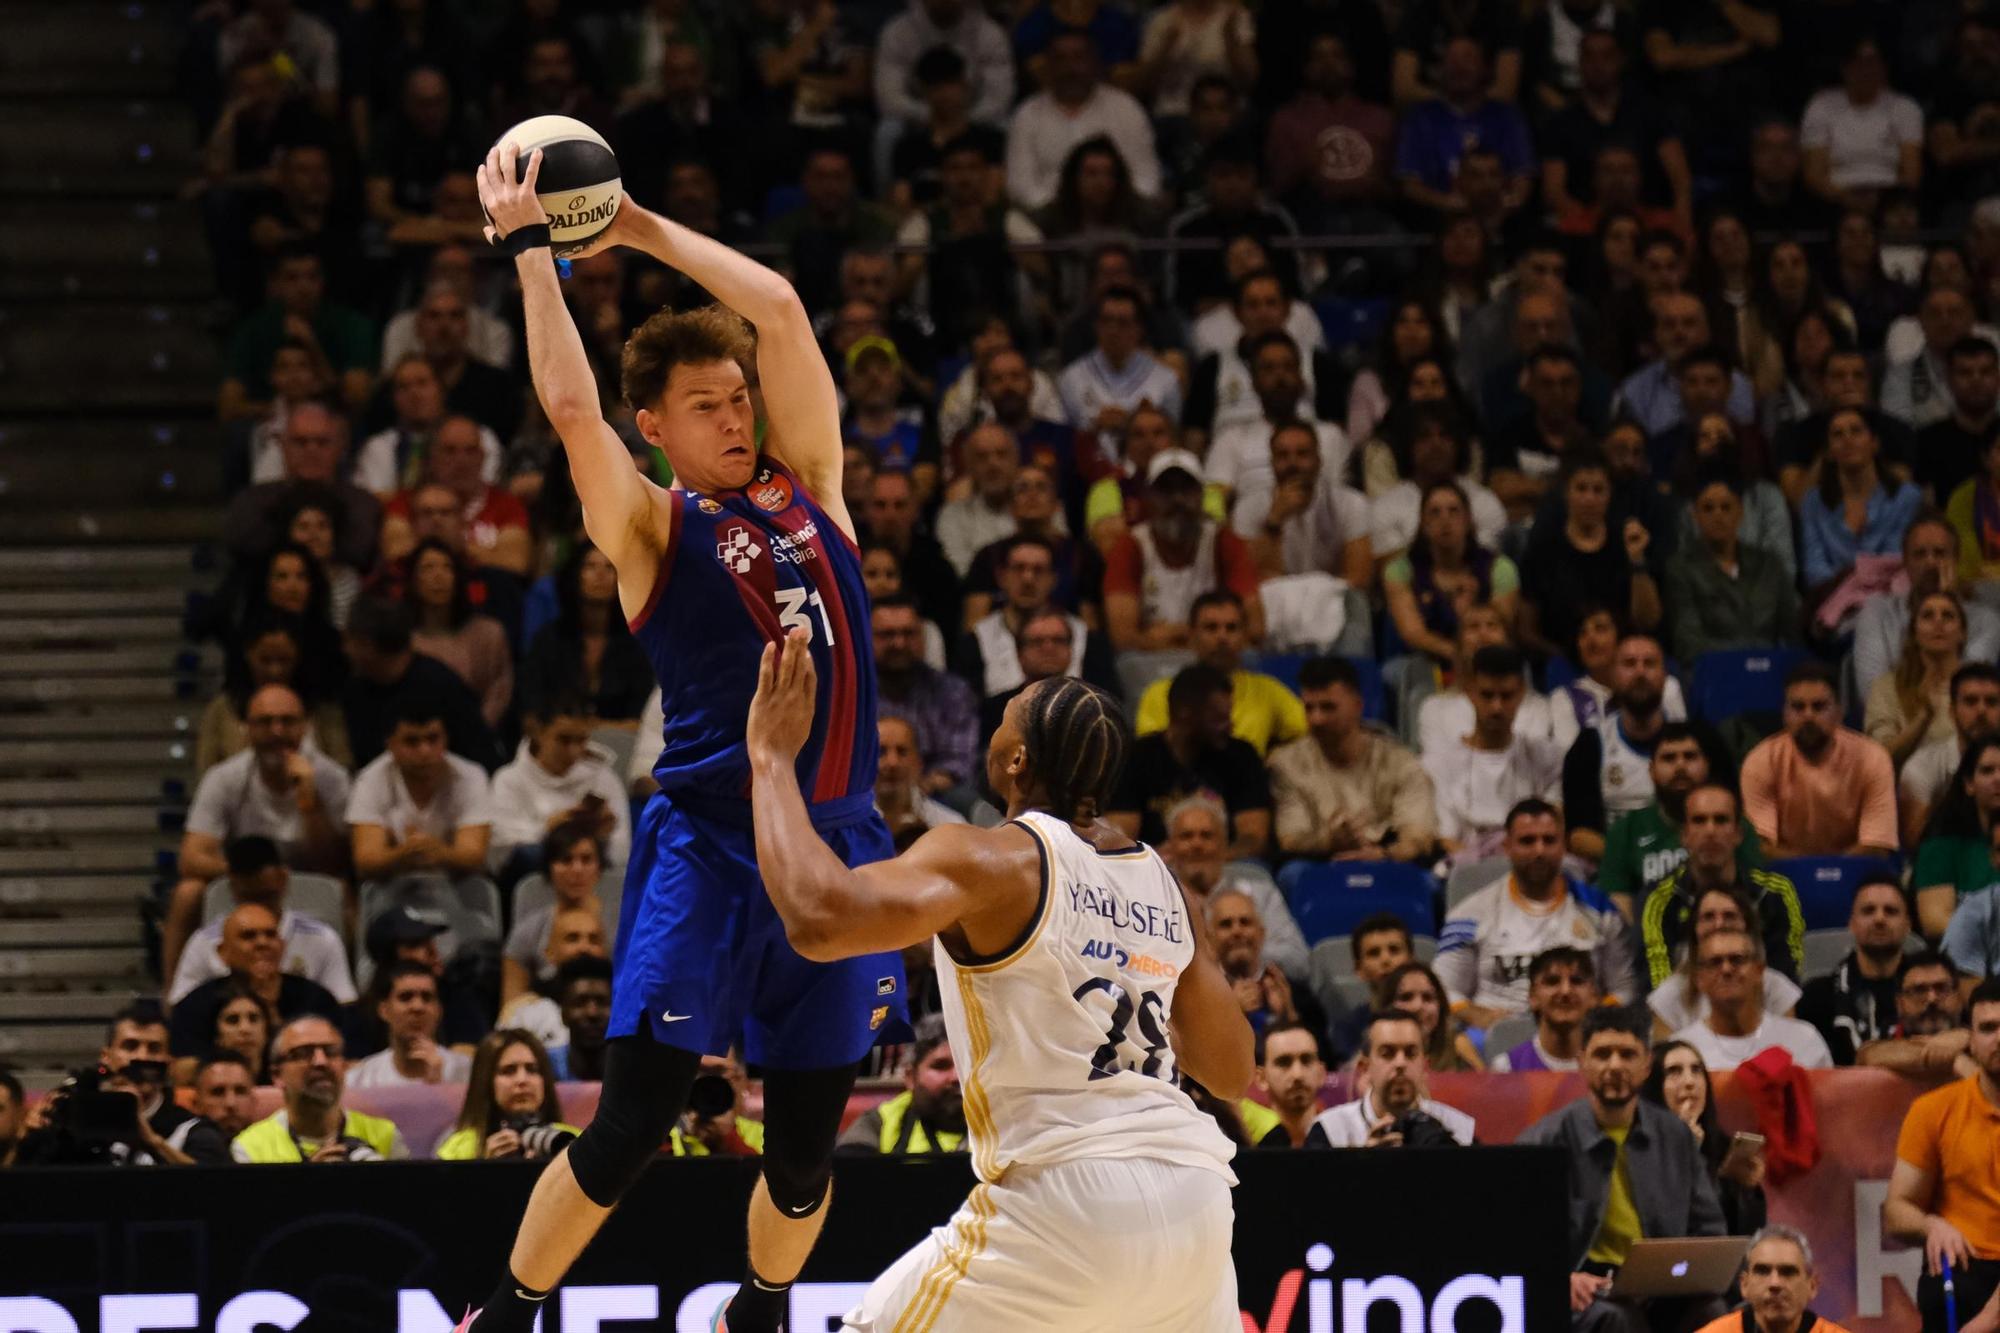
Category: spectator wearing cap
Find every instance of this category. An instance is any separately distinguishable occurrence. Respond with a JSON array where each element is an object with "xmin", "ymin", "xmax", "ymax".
[
  {"xmin": 376, "ymin": 414, "xmax": 531, "ymax": 576},
  {"xmin": 1007, "ymin": 28, "xmax": 1161, "ymax": 211},
  {"xmin": 1267, "ymin": 655, "xmax": 1436, "ymax": 864},
  {"xmin": 165, "ymin": 682, "xmax": 351, "ymax": 991},
  {"xmin": 1394, "ymin": 38, "xmax": 1534, "ymax": 221},
  {"xmin": 838, "ymin": 1015, "xmax": 966, "ymax": 1155},
  {"xmin": 1885, "ymin": 977, "xmax": 2000, "ymax": 1326},
  {"xmin": 1692, "ymin": 1225, "xmax": 1859, "ymax": 1333},
  {"xmin": 169, "ymin": 901, "xmax": 343, "ymax": 1059},
  {"xmin": 1160, "ymin": 793, "xmax": 1307, "ymax": 979},
  {"xmin": 1312, "ymin": 1008, "xmax": 1476, "ymax": 1147},
  {"xmin": 350, "ymin": 904, "xmax": 490, "ymax": 1055},
  {"xmin": 347, "ymin": 693, "xmax": 498, "ymax": 963},
  {"xmin": 1111, "ymin": 663, "xmax": 1273, "ymax": 856},
  {"xmin": 954, "ymin": 536, "xmax": 1116, "ymax": 703},
  {"xmin": 344, "ymin": 962, "xmax": 472, "ymax": 1089},
  {"xmin": 223, "ymin": 401, "xmax": 382, "ymax": 571},
  {"xmin": 1799, "ymin": 877, "xmax": 1913, "ymax": 1065},
  {"xmin": 1422, "ymin": 645, "xmax": 1565, "ymax": 856},
  {"xmin": 874, "ymin": 594, "xmax": 981, "ymax": 801},
  {"xmin": 1492, "ymin": 948, "xmax": 1601, "ymax": 1073},
  {"xmin": 1740, "ymin": 660, "xmax": 1898, "ymax": 861},
  {"xmin": 1103, "ymin": 450, "xmax": 1265, "ymax": 652},
  {"xmin": 169, "ymin": 836, "xmax": 355, "ymax": 1007},
  {"xmin": 1519, "ymin": 1005, "xmax": 1727, "ymax": 1332},
  {"xmin": 1671, "ymin": 928, "xmax": 1834, "ymax": 1071},
  {"xmin": 843, "ymin": 335, "xmax": 941, "ymax": 503},
  {"xmin": 234, "ymin": 1016, "xmax": 410, "ymax": 1163},
  {"xmin": 1058, "ymin": 286, "xmax": 1183, "ymax": 464},
  {"xmin": 341, "ymin": 596, "xmax": 501, "ymax": 771},
  {"xmin": 1437, "ymin": 800, "xmax": 1638, "ymax": 1032},
  {"xmin": 1137, "ymin": 591, "xmax": 1304, "ymax": 757}
]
